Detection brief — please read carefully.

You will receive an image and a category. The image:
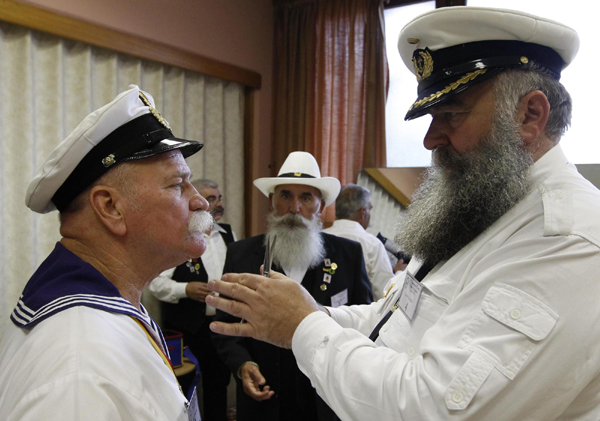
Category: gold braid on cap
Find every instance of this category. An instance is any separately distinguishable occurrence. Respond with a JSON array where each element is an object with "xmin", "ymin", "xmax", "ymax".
[
  {"xmin": 138, "ymin": 91, "xmax": 172, "ymax": 130},
  {"xmin": 409, "ymin": 69, "xmax": 487, "ymax": 111}
]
